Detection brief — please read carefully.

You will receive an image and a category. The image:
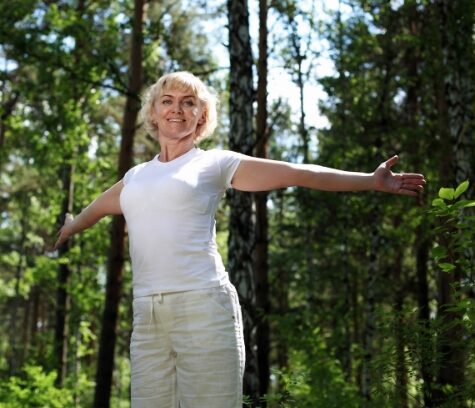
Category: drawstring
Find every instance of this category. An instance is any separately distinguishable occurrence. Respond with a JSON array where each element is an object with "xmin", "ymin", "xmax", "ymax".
[{"xmin": 148, "ymin": 293, "xmax": 163, "ymax": 332}]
